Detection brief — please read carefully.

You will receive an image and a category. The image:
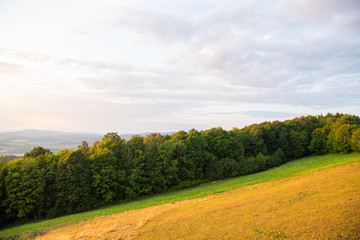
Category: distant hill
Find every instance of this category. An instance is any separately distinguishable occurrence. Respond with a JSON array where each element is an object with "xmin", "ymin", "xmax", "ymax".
[
  {"xmin": 0, "ymin": 130, "xmax": 175, "ymax": 156},
  {"xmin": 0, "ymin": 130, "xmax": 103, "ymax": 156}
]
